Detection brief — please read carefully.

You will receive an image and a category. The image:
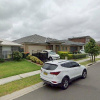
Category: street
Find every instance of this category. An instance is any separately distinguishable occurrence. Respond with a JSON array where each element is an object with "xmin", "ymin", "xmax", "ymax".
[{"xmin": 15, "ymin": 62, "xmax": 100, "ymax": 100}]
